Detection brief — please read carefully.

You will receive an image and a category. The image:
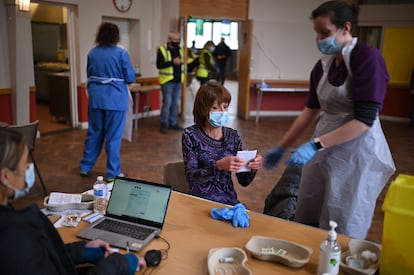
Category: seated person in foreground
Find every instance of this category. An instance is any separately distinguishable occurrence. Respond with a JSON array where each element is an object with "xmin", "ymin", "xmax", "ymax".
[
  {"xmin": 0, "ymin": 128, "xmax": 146, "ymax": 275},
  {"xmin": 182, "ymin": 80, "xmax": 263, "ymax": 205}
]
